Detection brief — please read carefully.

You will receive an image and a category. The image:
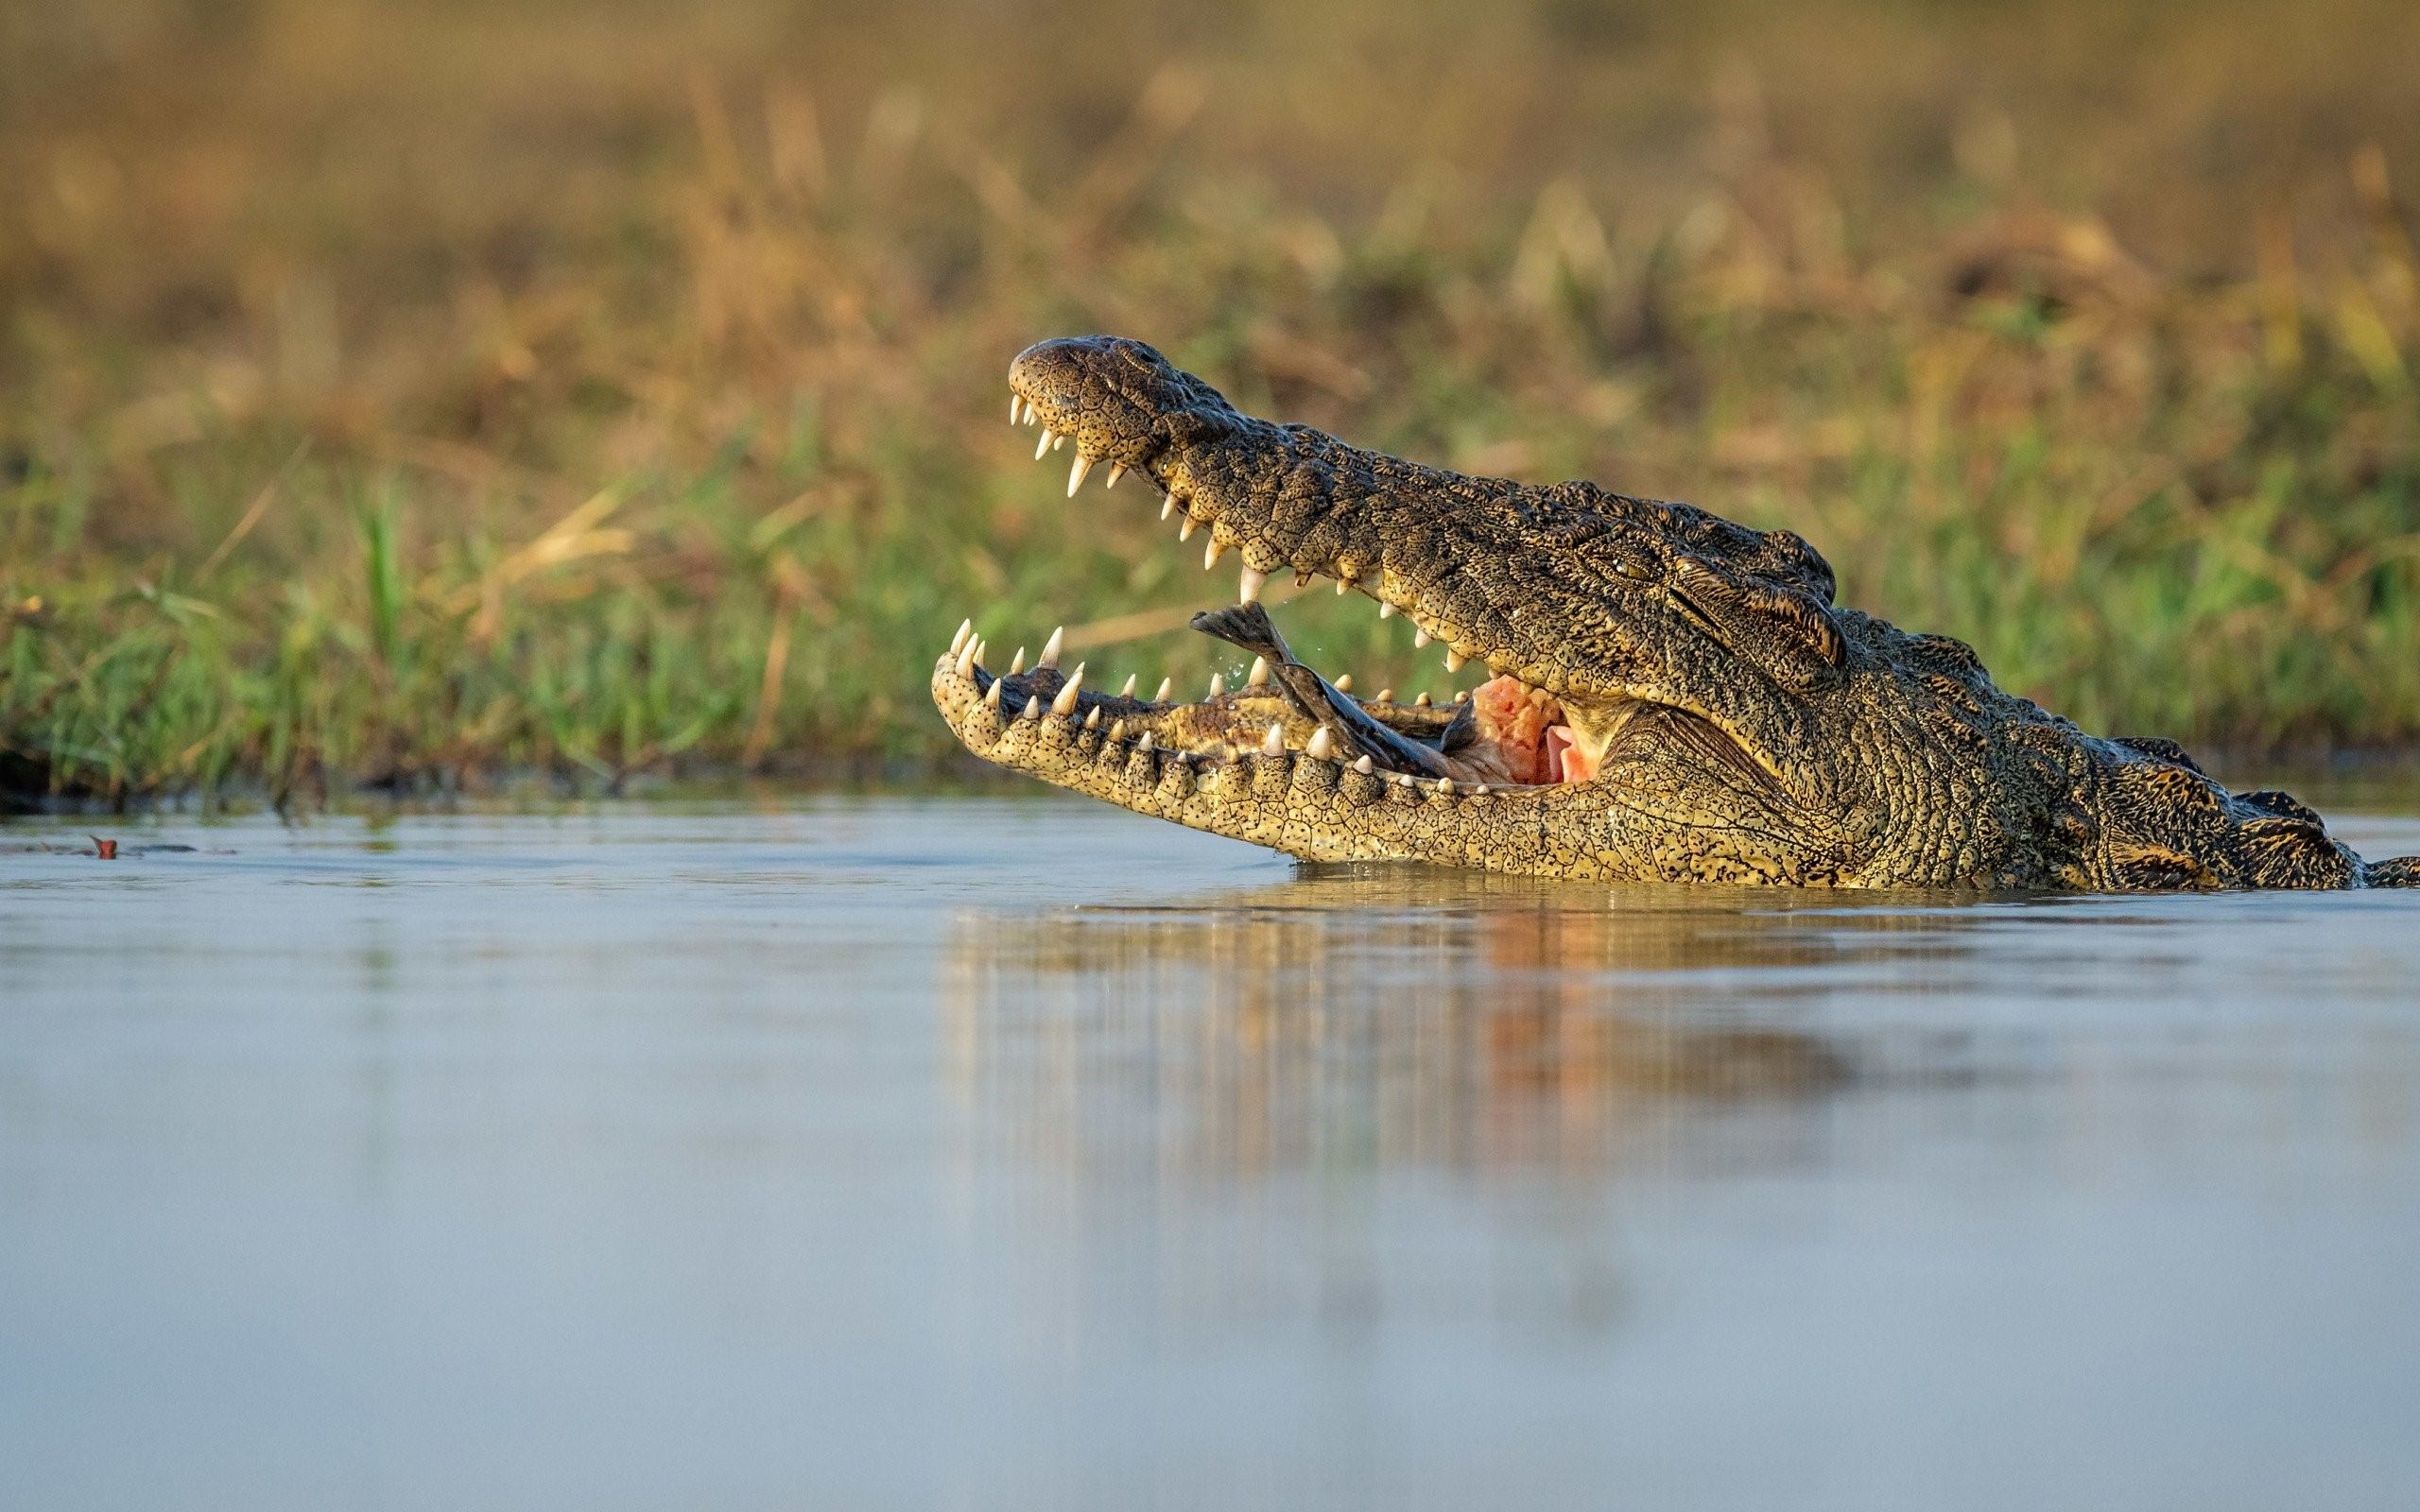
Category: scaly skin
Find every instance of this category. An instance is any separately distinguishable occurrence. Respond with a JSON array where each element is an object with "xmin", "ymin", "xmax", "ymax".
[{"xmin": 935, "ymin": 335, "xmax": 2420, "ymax": 891}]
